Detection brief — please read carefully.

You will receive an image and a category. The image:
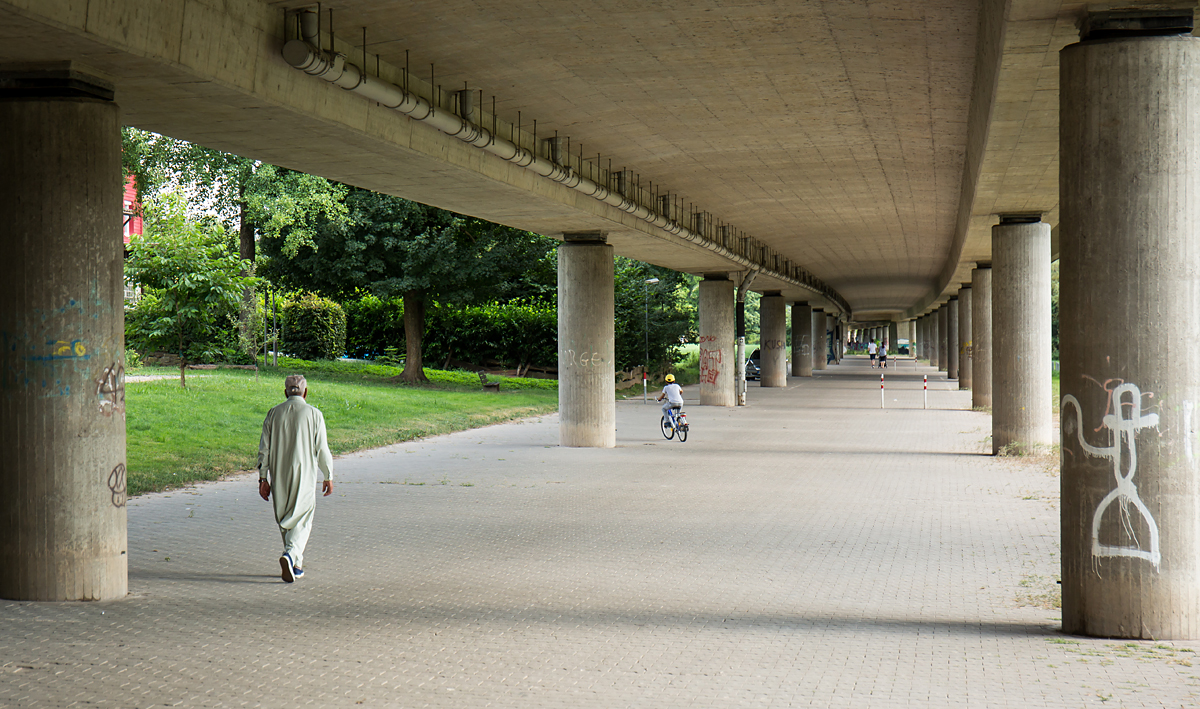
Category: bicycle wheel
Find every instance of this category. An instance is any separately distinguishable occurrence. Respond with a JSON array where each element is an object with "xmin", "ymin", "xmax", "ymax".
[
  {"xmin": 677, "ymin": 424, "xmax": 688, "ymax": 442},
  {"xmin": 660, "ymin": 415, "xmax": 675, "ymax": 440}
]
